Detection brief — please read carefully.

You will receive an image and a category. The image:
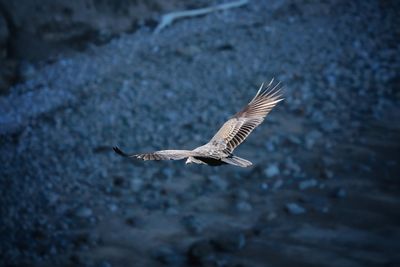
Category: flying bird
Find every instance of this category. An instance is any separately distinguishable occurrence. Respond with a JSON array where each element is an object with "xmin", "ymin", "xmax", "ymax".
[{"xmin": 114, "ymin": 79, "xmax": 283, "ymax": 167}]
